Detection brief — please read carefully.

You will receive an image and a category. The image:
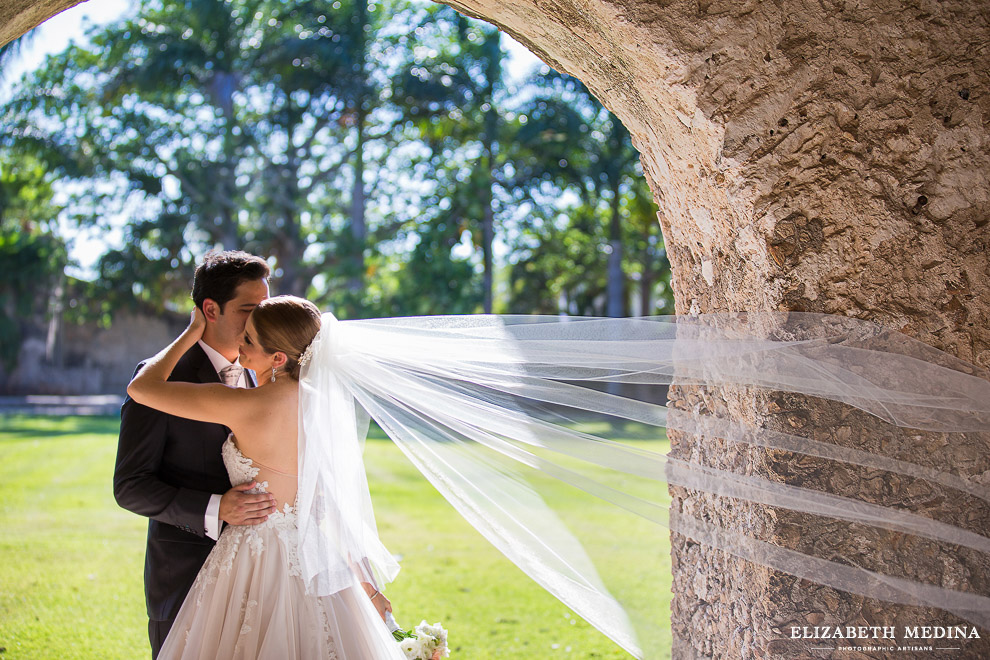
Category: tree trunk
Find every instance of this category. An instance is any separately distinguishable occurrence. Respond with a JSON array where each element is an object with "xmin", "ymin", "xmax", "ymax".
[
  {"xmin": 44, "ymin": 273, "xmax": 63, "ymax": 367},
  {"xmin": 213, "ymin": 70, "xmax": 240, "ymax": 250},
  {"xmin": 638, "ymin": 250, "xmax": 653, "ymax": 317},
  {"xmin": 481, "ymin": 181, "xmax": 494, "ymax": 314},
  {"xmin": 274, "ymin": 109, "xmax": 306, "ymax": 298},
  {"xmin": 480, "ymin": 28, "xmax": 500, "ymax": 314},
  {"xmin": 605, "ymin": 172, "xmax": 624, "ymax": 317},
  {"xmin": 346, "ymin": 0, "xmax": 370, "ymax": 297},
  {"xmin": 349, "ymin": 102, "xmax": 367, "ymax": 295}
]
